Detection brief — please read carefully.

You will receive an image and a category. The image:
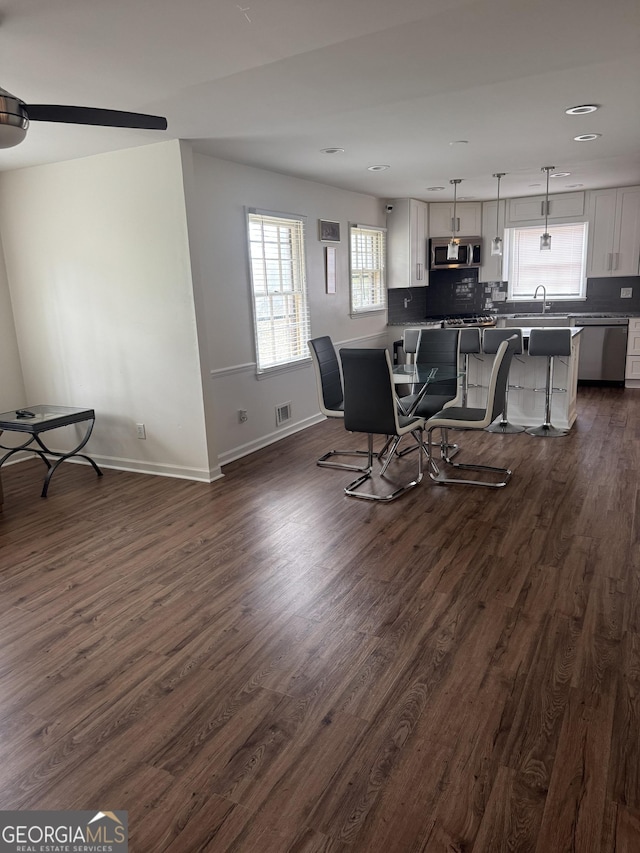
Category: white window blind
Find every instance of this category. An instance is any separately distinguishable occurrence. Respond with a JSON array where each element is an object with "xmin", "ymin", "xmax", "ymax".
[
  {"xmin": 506, "ymin": 221, "xmax": 588, "ymax": 300},
  {"xmin": 247, "ymin": 210, "xmax": 311, "ymax": 373},
  {"xmin": 350, "ymin": 224, "xmax": 386, "ymax": 314}
]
